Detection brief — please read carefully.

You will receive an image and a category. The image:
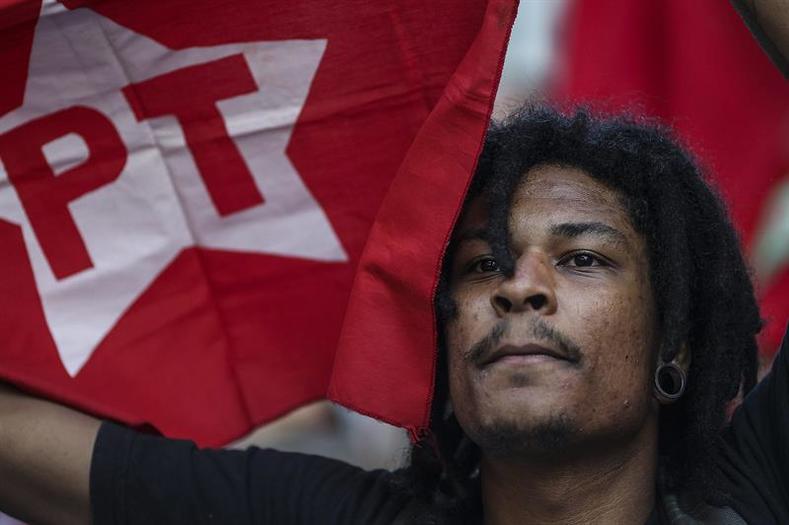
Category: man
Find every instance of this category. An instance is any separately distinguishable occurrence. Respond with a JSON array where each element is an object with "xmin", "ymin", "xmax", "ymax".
[
  {"xmin": 395, "ymin": 107, "xmax": 785, "ymax": 524},
  {"xmin": 0, "ymin": 104, "xmax": 787, "ymax": 525}
]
